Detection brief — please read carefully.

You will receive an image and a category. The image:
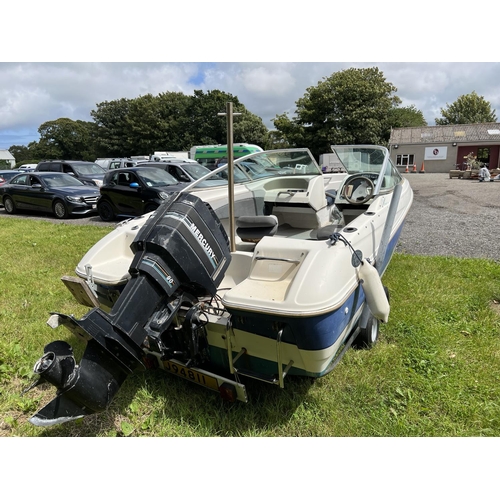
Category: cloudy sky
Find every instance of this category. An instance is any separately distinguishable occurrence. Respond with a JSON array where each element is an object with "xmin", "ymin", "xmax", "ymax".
[
  {"xmin": 2, "ymin": 3, "xmax": 497, "ymax": 152},
  {"xmin": 3, "ymin": 61, "xmax": 500, "ymax": 151}
]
